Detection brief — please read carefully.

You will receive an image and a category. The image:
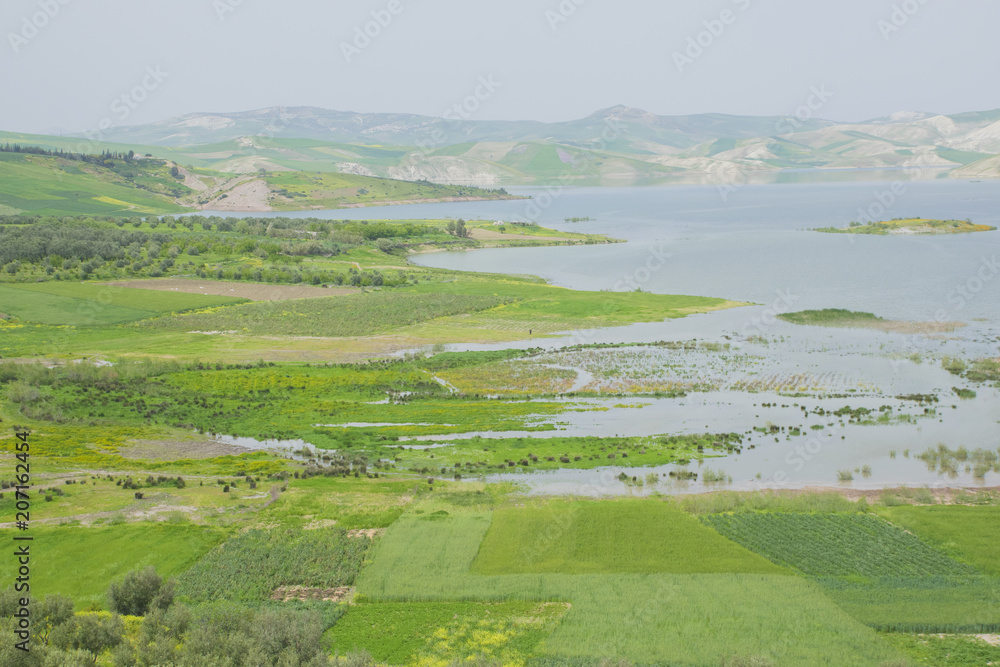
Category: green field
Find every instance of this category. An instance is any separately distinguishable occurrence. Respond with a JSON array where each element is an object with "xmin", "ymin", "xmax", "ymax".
[
  {"xmin": 356, "ymin": 506, "xmax": 902, "ymax": 665},
  {"xmin": 702, "ymin": 513, "xmax": 975, "ymax": 577},
  {"xmin": 471, "ymin": 499, "xmax": 787, "ymax": 575},
  {"xmin": 0, "ymin": 152, "xmax": 188, "ymax": 216},
  {"xmin": 140, "ymin": 291, "xmax": 513, "ymax": 337},
  {"xmin": 819, "ymin": 576, "xmax": 1000, "ymax": 633},
  {"xmin": 177, "ymin": 528, "xmax": 371, "ymax": 604},
  {"xmin": 876, "ymin": 505, "xmax": 1000, "ymax": 575},
  {"xmin": 0, "ymin": 524, "xmax": 225, "ymax": 609},
  {"xmin": 883, "ymin": 632, "xmax": 1000, "ymax": 666},
  {"xmin": 0, "ymin": 282, "xmax": 245, "ymax": 325},
  {"xmin": 263, "ymin": 170, "xmax": 513, "ymax": 209},
  {"xmin": 328, "ymin": 601, "xmax": 567, "ymax": 664}
]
